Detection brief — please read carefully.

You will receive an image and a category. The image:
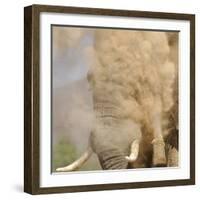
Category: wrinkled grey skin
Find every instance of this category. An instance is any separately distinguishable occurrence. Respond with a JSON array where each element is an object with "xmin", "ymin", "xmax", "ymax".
[
  {"xmin": 88, "ymin": 88, "xmax": 141, "ymax": 170},
  {"xmin": 89, "ymin": 107, "xmax": 178, "ymax": 170},
  {"xmin": 87, "ymin": 82, "xmax": 178, "ymax": 170}
]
